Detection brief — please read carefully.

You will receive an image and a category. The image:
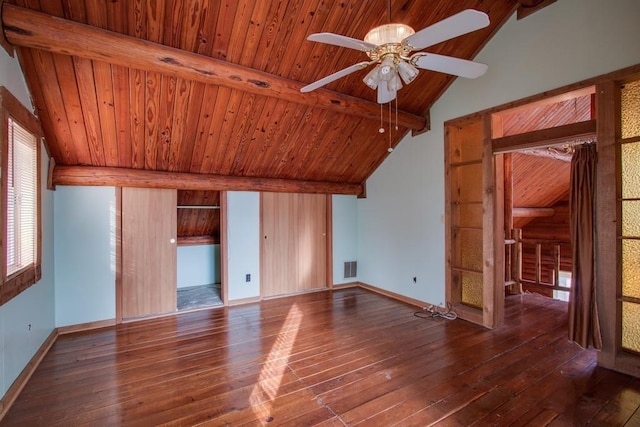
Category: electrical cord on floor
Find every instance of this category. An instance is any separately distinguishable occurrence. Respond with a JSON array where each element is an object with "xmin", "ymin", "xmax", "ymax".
[{"xmin": 414, "ymin": 302, "xmax": 457, "ymax": 320}]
